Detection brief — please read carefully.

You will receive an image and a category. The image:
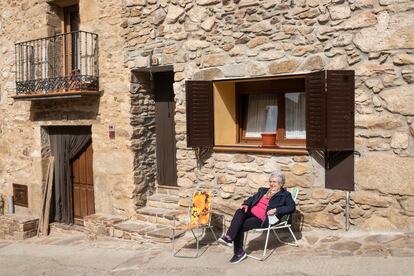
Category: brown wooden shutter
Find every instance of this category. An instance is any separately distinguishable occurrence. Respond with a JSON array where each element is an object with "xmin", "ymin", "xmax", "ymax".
[
  {"xmin": 186, "ymin": 80, "xmax": 214, "ymax": 148},
  {"xmin": 305, "ymin": 71, "xmax": 326, "ymax": 150},
  {"xmin": 326, "ymin": 70, "xmax": 355, "ymax": 151},
  {"xmin": 325, "ymin": 151, "xmax": 354, "ymax": 191}
]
